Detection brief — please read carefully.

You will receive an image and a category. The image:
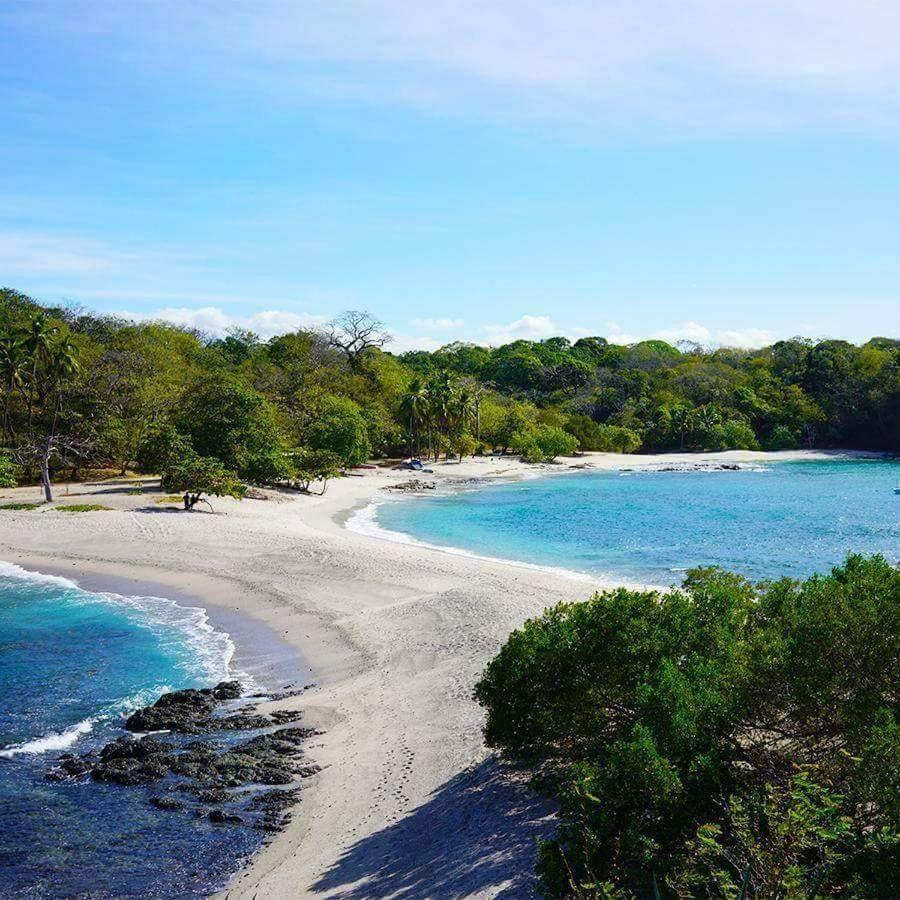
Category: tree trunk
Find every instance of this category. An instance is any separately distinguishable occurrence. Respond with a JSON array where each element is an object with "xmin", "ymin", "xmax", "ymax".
[{"xmin": 41, "ymin": 438, "xmax": 53, "ymax": 502}]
